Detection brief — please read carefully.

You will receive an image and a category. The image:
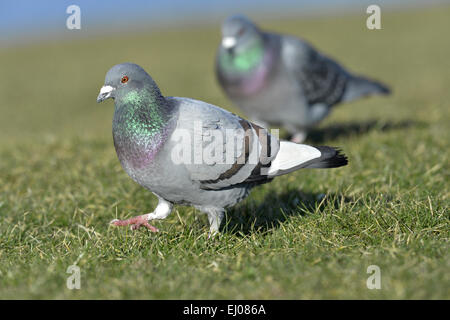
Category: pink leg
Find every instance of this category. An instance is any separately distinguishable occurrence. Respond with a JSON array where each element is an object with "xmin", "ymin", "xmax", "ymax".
[
  {"xmin": 110, "ymin": 214, "xmax": 159, "ymax": 232},
  {"xmin": 290, "ymin": 131, "xmax": 307, "ymax": 144}
]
